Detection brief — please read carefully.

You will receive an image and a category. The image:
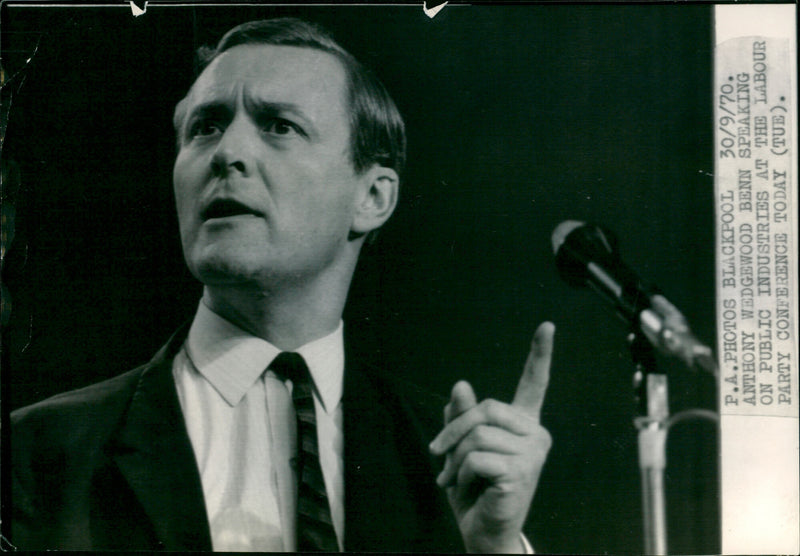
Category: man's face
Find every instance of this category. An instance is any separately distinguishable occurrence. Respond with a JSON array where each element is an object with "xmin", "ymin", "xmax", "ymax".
[{"xmin": 173, "ymin": 44, "xmax": 364, "ymax": 289}]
